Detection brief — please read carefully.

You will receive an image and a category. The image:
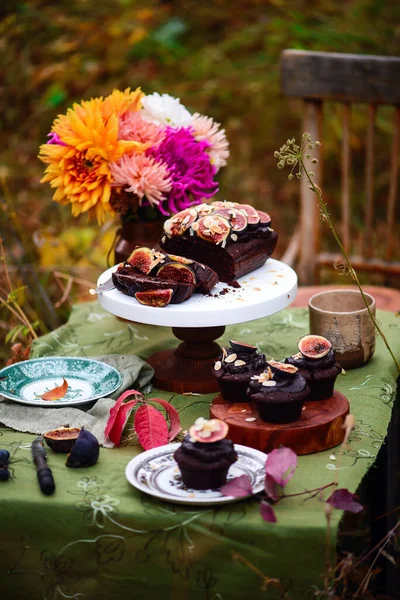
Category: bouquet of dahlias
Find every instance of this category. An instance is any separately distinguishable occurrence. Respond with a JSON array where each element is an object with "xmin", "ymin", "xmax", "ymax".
[{"xmin": 39, "ymin": 88, "xmax": 229, "ymax": 224}]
